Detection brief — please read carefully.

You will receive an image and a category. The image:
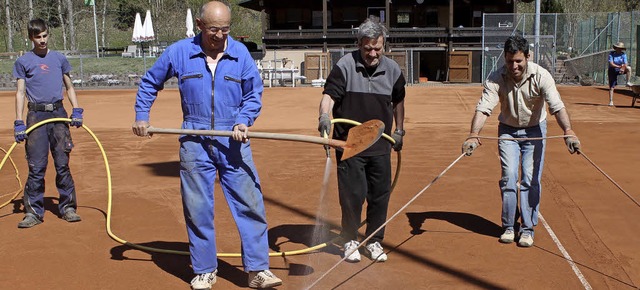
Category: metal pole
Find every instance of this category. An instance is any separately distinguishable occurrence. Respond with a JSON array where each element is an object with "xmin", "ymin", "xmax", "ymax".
[
  {"xmin": 322, "ymin": 0, "xmax": 327, "ymax": 52},
  {"xmin": 92, "ymin": 3, "xmax": 99, "ymax": 58},
  {"xmin": 482, "ymin": 13, "xmax": 485, "ymax": 82},
  {"xmin": 79, "ymin": 54, "xmax": 84, "ymax": 87},
  {"xmin": 553, "ymin": 13, "xmax": 557, "ymax": 73},
  {"xmin": 534, "ymin": 0, "xmax": 540, "ymax": 63}
]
